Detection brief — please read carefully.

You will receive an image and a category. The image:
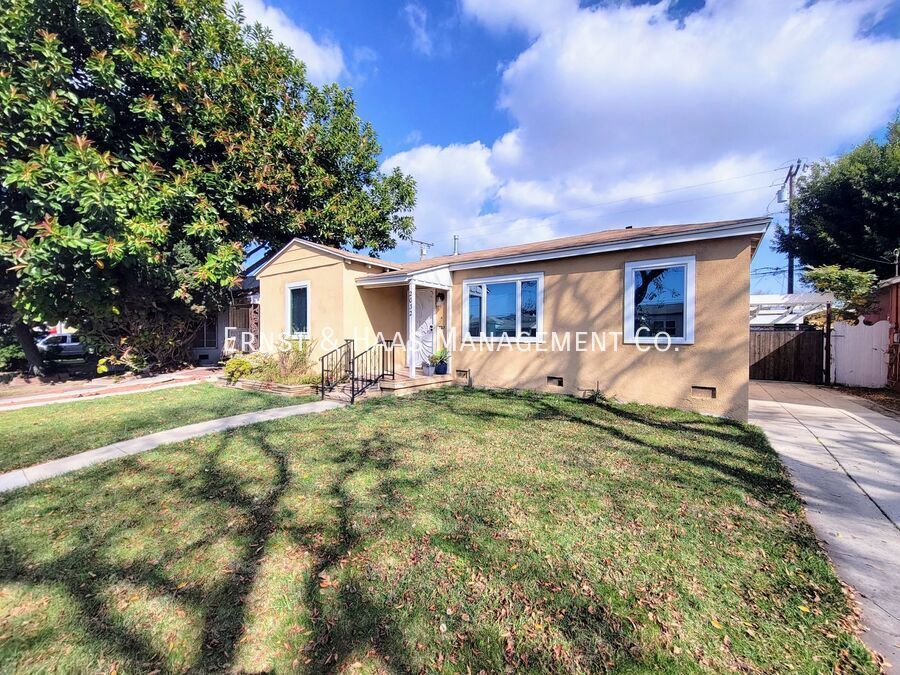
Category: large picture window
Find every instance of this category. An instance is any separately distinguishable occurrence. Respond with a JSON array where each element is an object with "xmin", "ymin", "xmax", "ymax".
[
  {"xmin": 463, "ymin": 273, "xmax": 543, "ymax": 341},
  {"xmin": 624, "ymin": 256, "xmax": 695, "ymax": 344},
  {"xmin": 284, "ymin": 281, "xmax": 310, "ymax": 338}
]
